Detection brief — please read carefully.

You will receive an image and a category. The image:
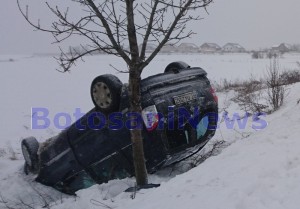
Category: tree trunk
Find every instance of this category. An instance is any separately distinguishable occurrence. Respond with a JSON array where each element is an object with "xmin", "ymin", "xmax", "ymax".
[{"xmin": 128, "ymin": 69, "xmax": 148, "ymax": 186}]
